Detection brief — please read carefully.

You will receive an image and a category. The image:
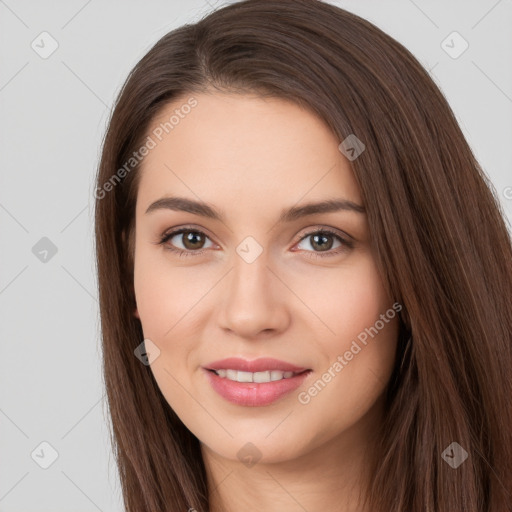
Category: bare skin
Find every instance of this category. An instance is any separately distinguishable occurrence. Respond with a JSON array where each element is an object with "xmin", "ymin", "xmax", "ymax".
[{"xmin": 132, "ymin": 91, "xmax": 399, "ymax": 512}]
